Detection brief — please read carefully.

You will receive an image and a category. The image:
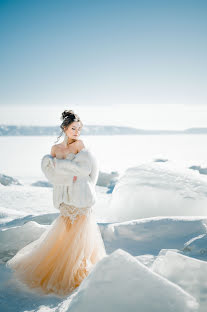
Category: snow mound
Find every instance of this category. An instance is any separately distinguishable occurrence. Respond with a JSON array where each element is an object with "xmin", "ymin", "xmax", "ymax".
[
  {"xmin": 68, "ymin": 249, "xmax": 198, "ymax": 312},
  {"xmin": 0, "ymin": 206, "xmax": 26, "ymax": 224},
  {"xmin": 0, "ymin": 263, "xmax": 71, "ymax": 312},
  {"xmin": 100, "ymin": 216, "xmax": 207, "ymax": 256},
  {"xmin": 0, "ymin": 221, "xmax": 48, "ymax": 263},
  {"xmin": 31, "ymin": 180, "xmax": 52, "ymax": 187},
  {"xmin": 97, "ymin": 170, "xmax": 119, "ymax": 187},
  {"xmin": 189, "ymin": 165, "xmax": 207, "ymax": 175},
  {"xmin": 153, "ymin": 158, "xmax": 168, "ymax": 162},
  {"xmin": 2, "ymin": 215, "xmax": 207, "ymax": 265},
  {"xmin": 0, "ymin": 213, "xmax": 58, "ymax": 230},
  {"xmin": 152, "ymin": 250, "xmax": 207, "ymax": 311},
  {"xmin": 109, "ymin": 161, "xmax": 207, "ymax": 221},
  {"xmin": 0, "ymin": 173, "xmax": 21, "ymax": 186},
  {"xmin": 0, "ymin": 184, "xmax": 56, "ymax": 219}
]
